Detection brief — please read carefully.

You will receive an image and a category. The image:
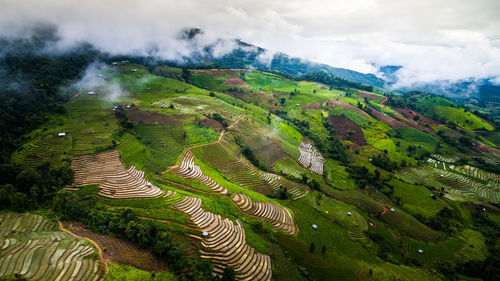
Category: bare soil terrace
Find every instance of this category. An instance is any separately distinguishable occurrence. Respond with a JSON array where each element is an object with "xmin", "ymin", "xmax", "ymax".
[
  {"xmin": 125, "ymin": 108, "xmax": 185, "ymax": 126},
  {"xmin": 60, "ymin": 221, "xmax": 167, "ymax": 272},
  {"xmin": 327, "ymin": 115, "xmax": 367, "ymax": 145}
]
